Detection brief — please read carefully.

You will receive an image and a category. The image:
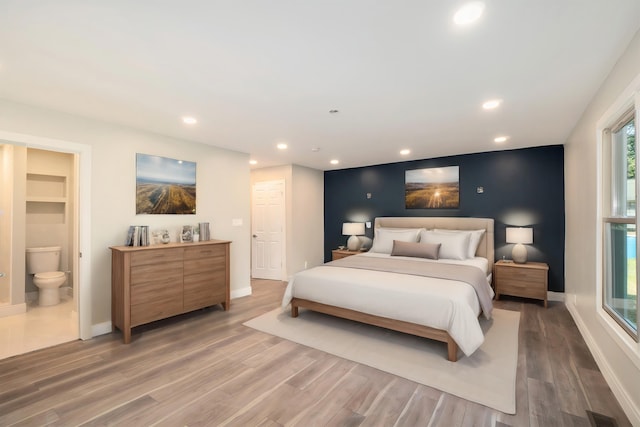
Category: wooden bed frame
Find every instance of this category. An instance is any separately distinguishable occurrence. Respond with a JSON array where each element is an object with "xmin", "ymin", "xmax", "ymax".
[{"xmin": 290, "ymin": 216, "xmax": 495, "ymax": 362}]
